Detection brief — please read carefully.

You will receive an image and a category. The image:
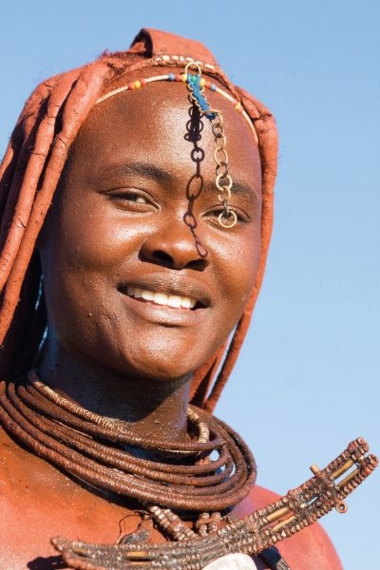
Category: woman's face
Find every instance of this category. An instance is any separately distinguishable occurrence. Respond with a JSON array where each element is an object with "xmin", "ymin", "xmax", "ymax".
[{"xmin": 40, "ymin": 80, "xmax": 262, "ymax": 381}]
